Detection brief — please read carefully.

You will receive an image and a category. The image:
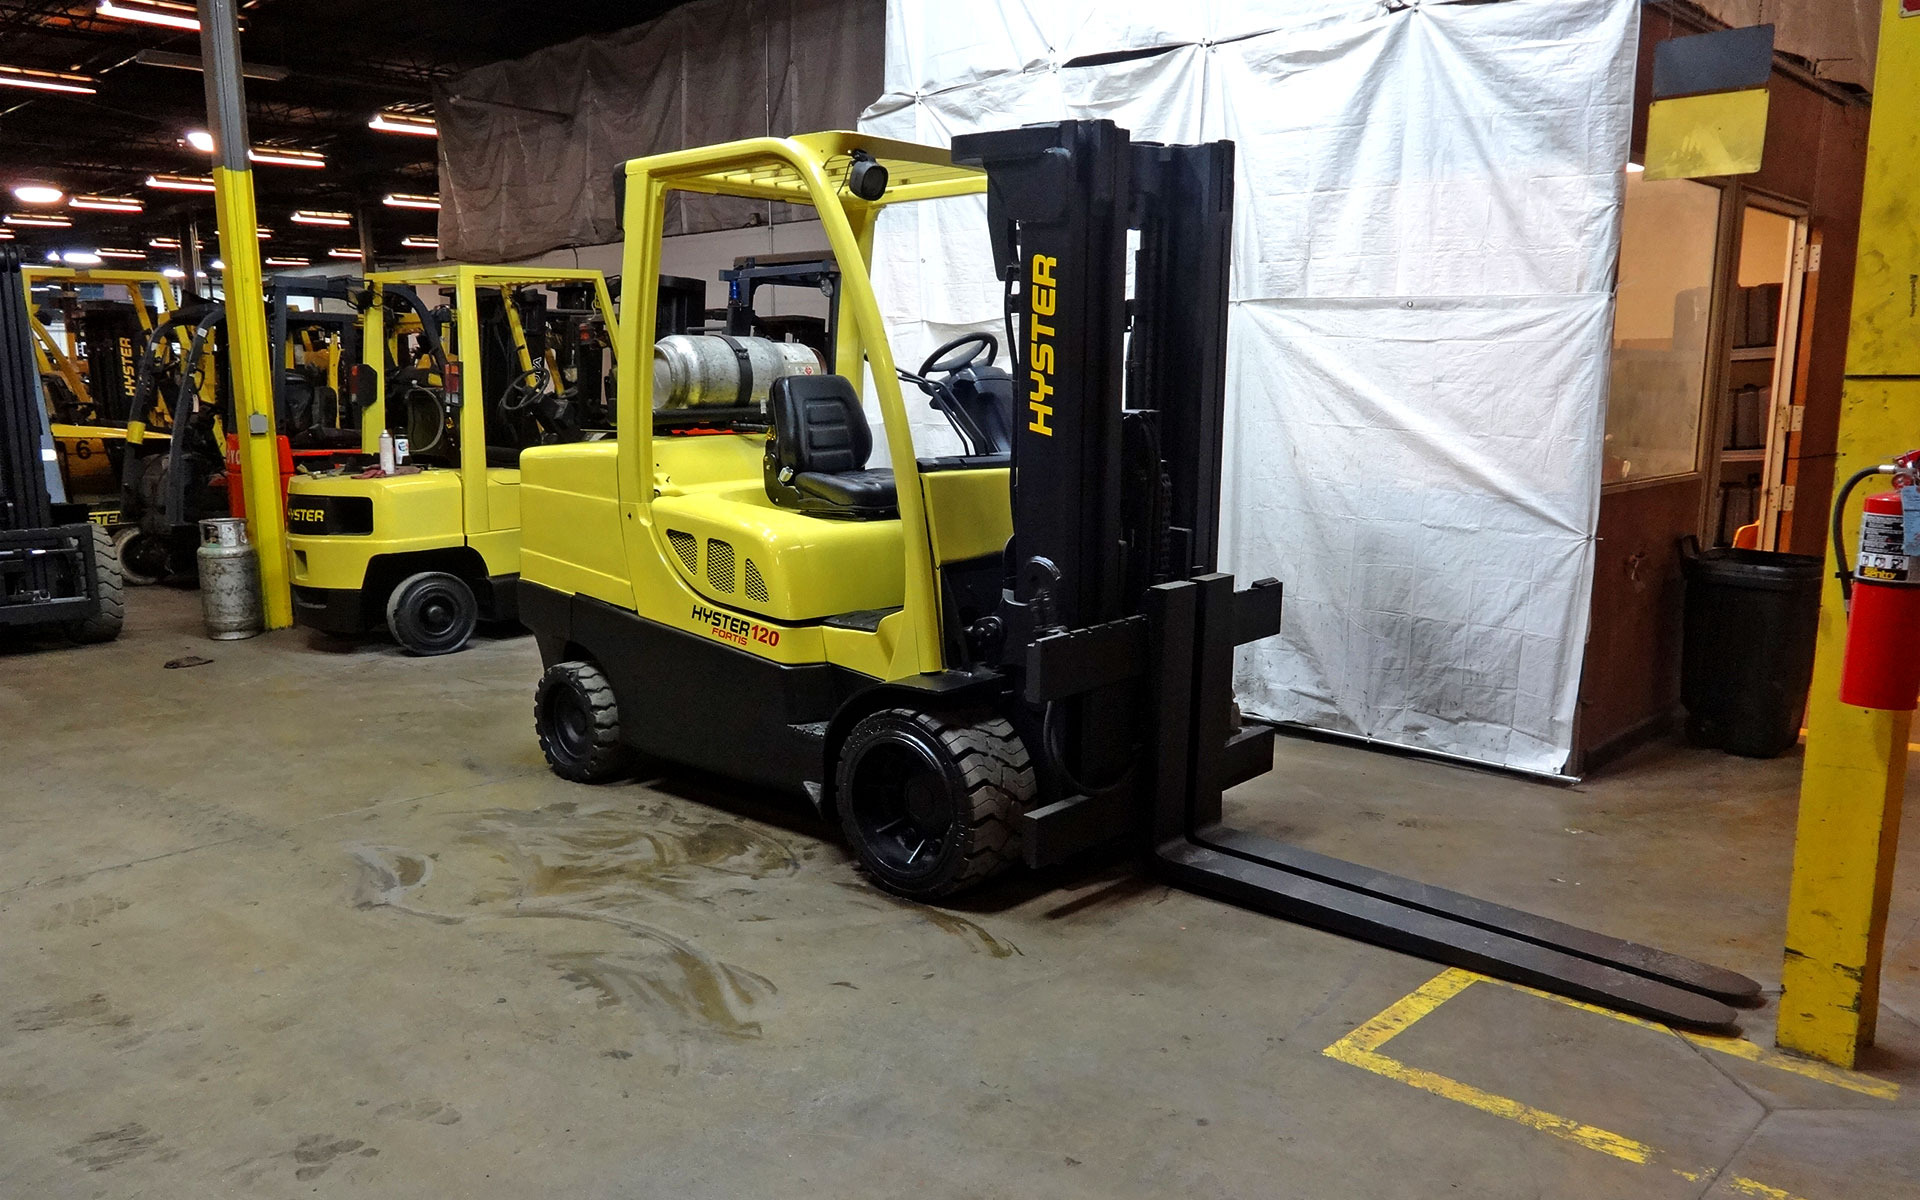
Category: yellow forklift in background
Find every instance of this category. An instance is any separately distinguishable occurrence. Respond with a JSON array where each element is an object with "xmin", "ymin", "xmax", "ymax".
[
  {"xmin": 285, "ymin": 266, "xmax": 621, "ymax": 655},
  {"xmin": 20, "ymin": 266, "xmax": 185, "ymax": 521}
]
